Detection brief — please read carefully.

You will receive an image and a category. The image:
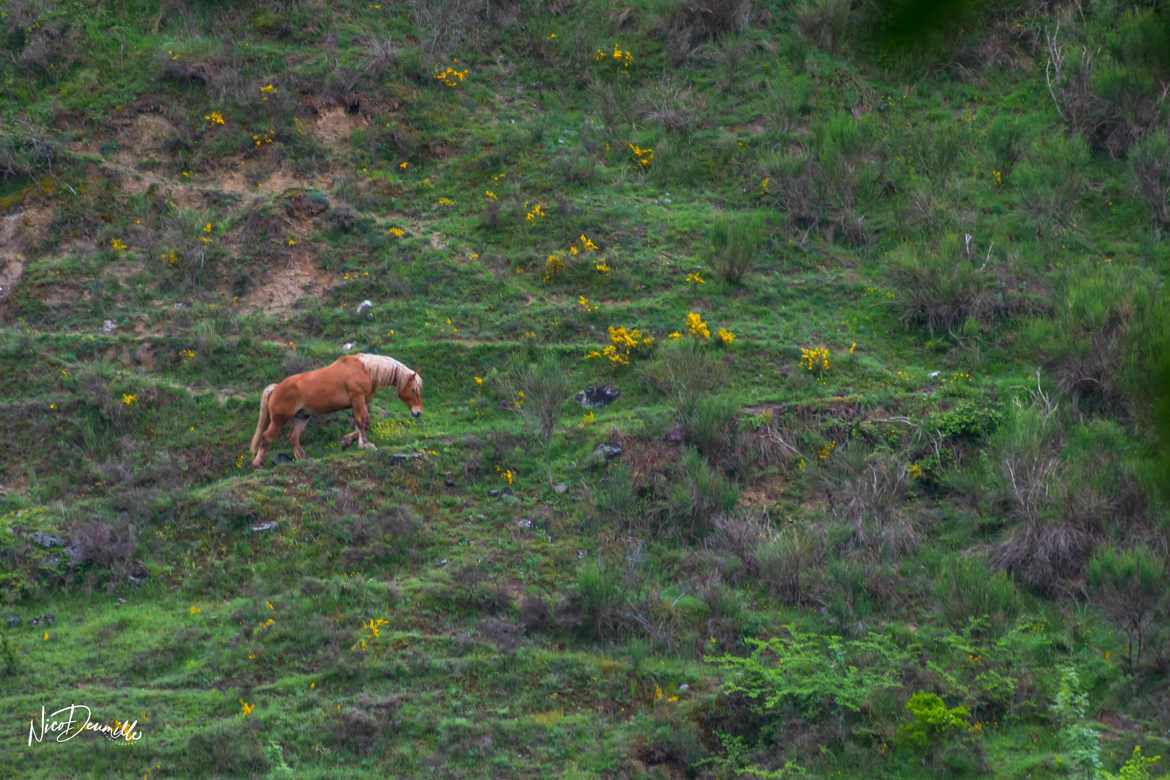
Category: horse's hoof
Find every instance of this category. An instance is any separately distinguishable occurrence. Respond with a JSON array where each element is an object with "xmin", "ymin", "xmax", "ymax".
[{"xmin": 359, "ymin": 441, "xmax": 377, "ymax": 451}]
